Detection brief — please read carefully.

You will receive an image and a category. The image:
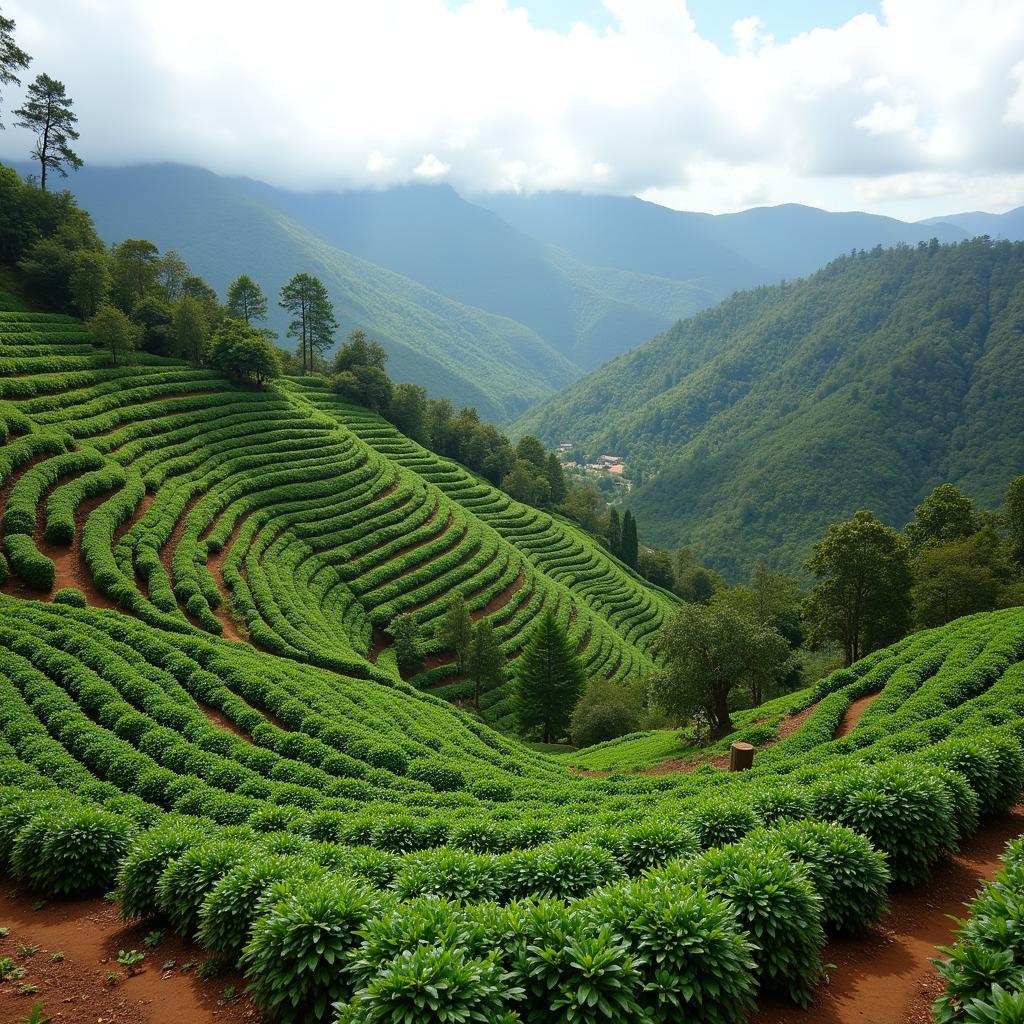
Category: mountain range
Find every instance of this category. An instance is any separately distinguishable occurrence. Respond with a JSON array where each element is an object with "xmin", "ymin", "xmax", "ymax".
[
  {"xmin": 512, "ymin": 237, "xmax": 1024, "ymax": 578},
  {"xmin": 43, "ymin": 162, "xmax": 1023, "ymax": 423}
]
